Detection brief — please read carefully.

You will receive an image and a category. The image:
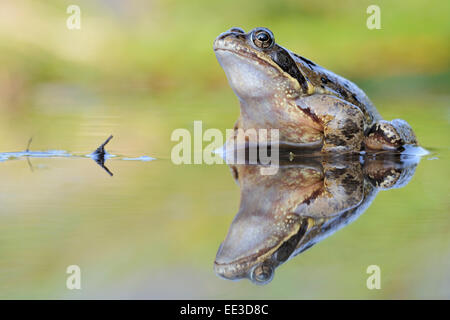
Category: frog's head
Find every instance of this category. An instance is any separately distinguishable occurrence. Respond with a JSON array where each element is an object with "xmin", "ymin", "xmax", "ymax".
[
  {"xmin": 213, "ymin": 27, "xmax": 313, "ymax": 103},
  {"xmin": 214, "ymin": 209, "xmax": 308, "ymax": 285},
  {"xmin": 213, "ymin": 164, "xmax": 322, "ymax": 285}
]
